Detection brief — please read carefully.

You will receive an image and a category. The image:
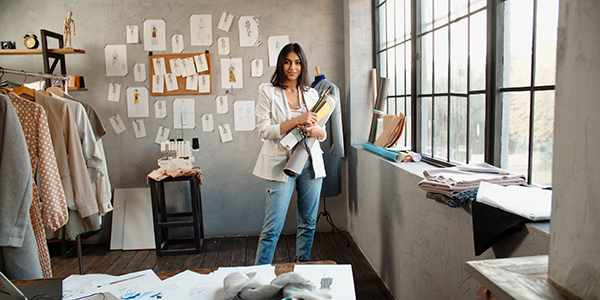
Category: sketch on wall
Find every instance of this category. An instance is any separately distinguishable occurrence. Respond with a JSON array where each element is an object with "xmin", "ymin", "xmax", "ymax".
[
  {"xmin": 190, "ymin": 15, "xmax": 212, "ymax": 46},
  {"xmin": 107, "ymin": 83, "xmax": 121, "ymax": 102},
  {"xmin": 109, "ymin": 114, "xmax": 127, "ymax": 134},
  {"xmin": 202, "ymin": 114, "xmax": 214, "ymax": 132},
  {"xmin": 268, "ymin": 35, "xmax": 289, "ymax": 67},
  {"xmin": 132, "ymin": 120, "xmax": 147, "ymax": 138},
  {"xmin": 173, "ymin": 98, "xmax": 195, "ymax": 129},
  {"xmin": 155, "ymin": 126, "xmax": 170, "ymax": 144},
  {"xmin": 220, "ymin": 58, "xmax": 243, "ymax": 89},
  {"xmin": 218, "ymin": 12, "xmax": 234, "ymax": 32},
  {"xmin": 239, "ymin": 16, "xmax": 261, "ymax": 47},
  {"xmin": 218, "ymin": 123, "xmax": 233, "ymax": 143},
  {"xmin": 152, "ymin": 57, "xmax": 167, "ymax": 75},
  {"xmin": 172, "ymin": 34, "xmax": 184, "ymax": 53},
  {"xmin": 126, "ymin": 25, "xmax": 139, "ymax": 44},
  {"xmin": 143, "ymin": 19, "xmax": 167, "ymax": 51},
  {"xmin": 218, "ymin": 37, "xmax": 230, "ymax": 55},
  {"xmin": 234, "ymin": 100, "xmax": 256, "ymax": 131},
  {"xmin": 251, "ymin": 59, "xmax": 263, "ymax": 77},
  {"xmin": 194, "ymin": 54, "xmax": 209, "ymax": 72},
  {"xmin": 134, "ymin": 63, "xmax": 146, "ymax": 82},
  {"xmin": 186, "ymin": 74, "xmax": 198, "ymax": 91},
  {"xmin": 152, "ymin": 75, "xmax": 165, "ymax": 93},
  {"xmin": 154, "ymin": 100, "xmax": 167, "ymax": 118},
  {"xmin": 126, "ymin": 87, "xmax": 149, "ymax": 118},
  {"xmin": 216, "ymin": 95, "xmax": 228, "ymax": 114},
  {"xmin": 104, "ymin": 45, "xmax": 128, "ymax": 76},
  {"xmin": 198, "ymin": 75, "xmax": 210, "ymax": 93}
]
